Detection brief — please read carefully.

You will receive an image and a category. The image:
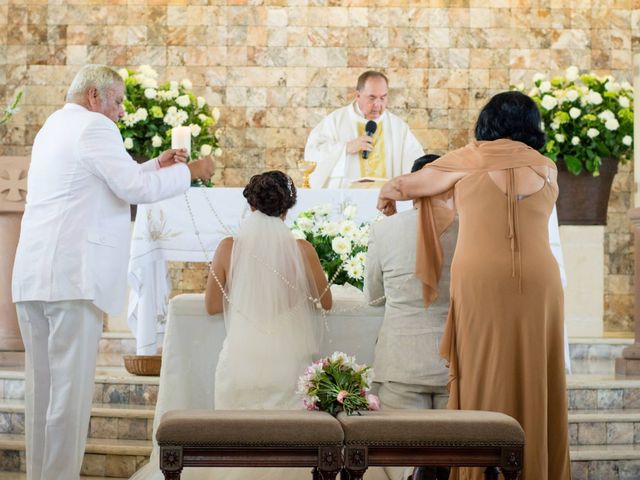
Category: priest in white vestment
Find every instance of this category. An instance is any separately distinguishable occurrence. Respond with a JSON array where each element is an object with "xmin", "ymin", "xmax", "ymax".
[{"xmin": 305, "ymin": 71, "xmax": 424, "ymax": 188}]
